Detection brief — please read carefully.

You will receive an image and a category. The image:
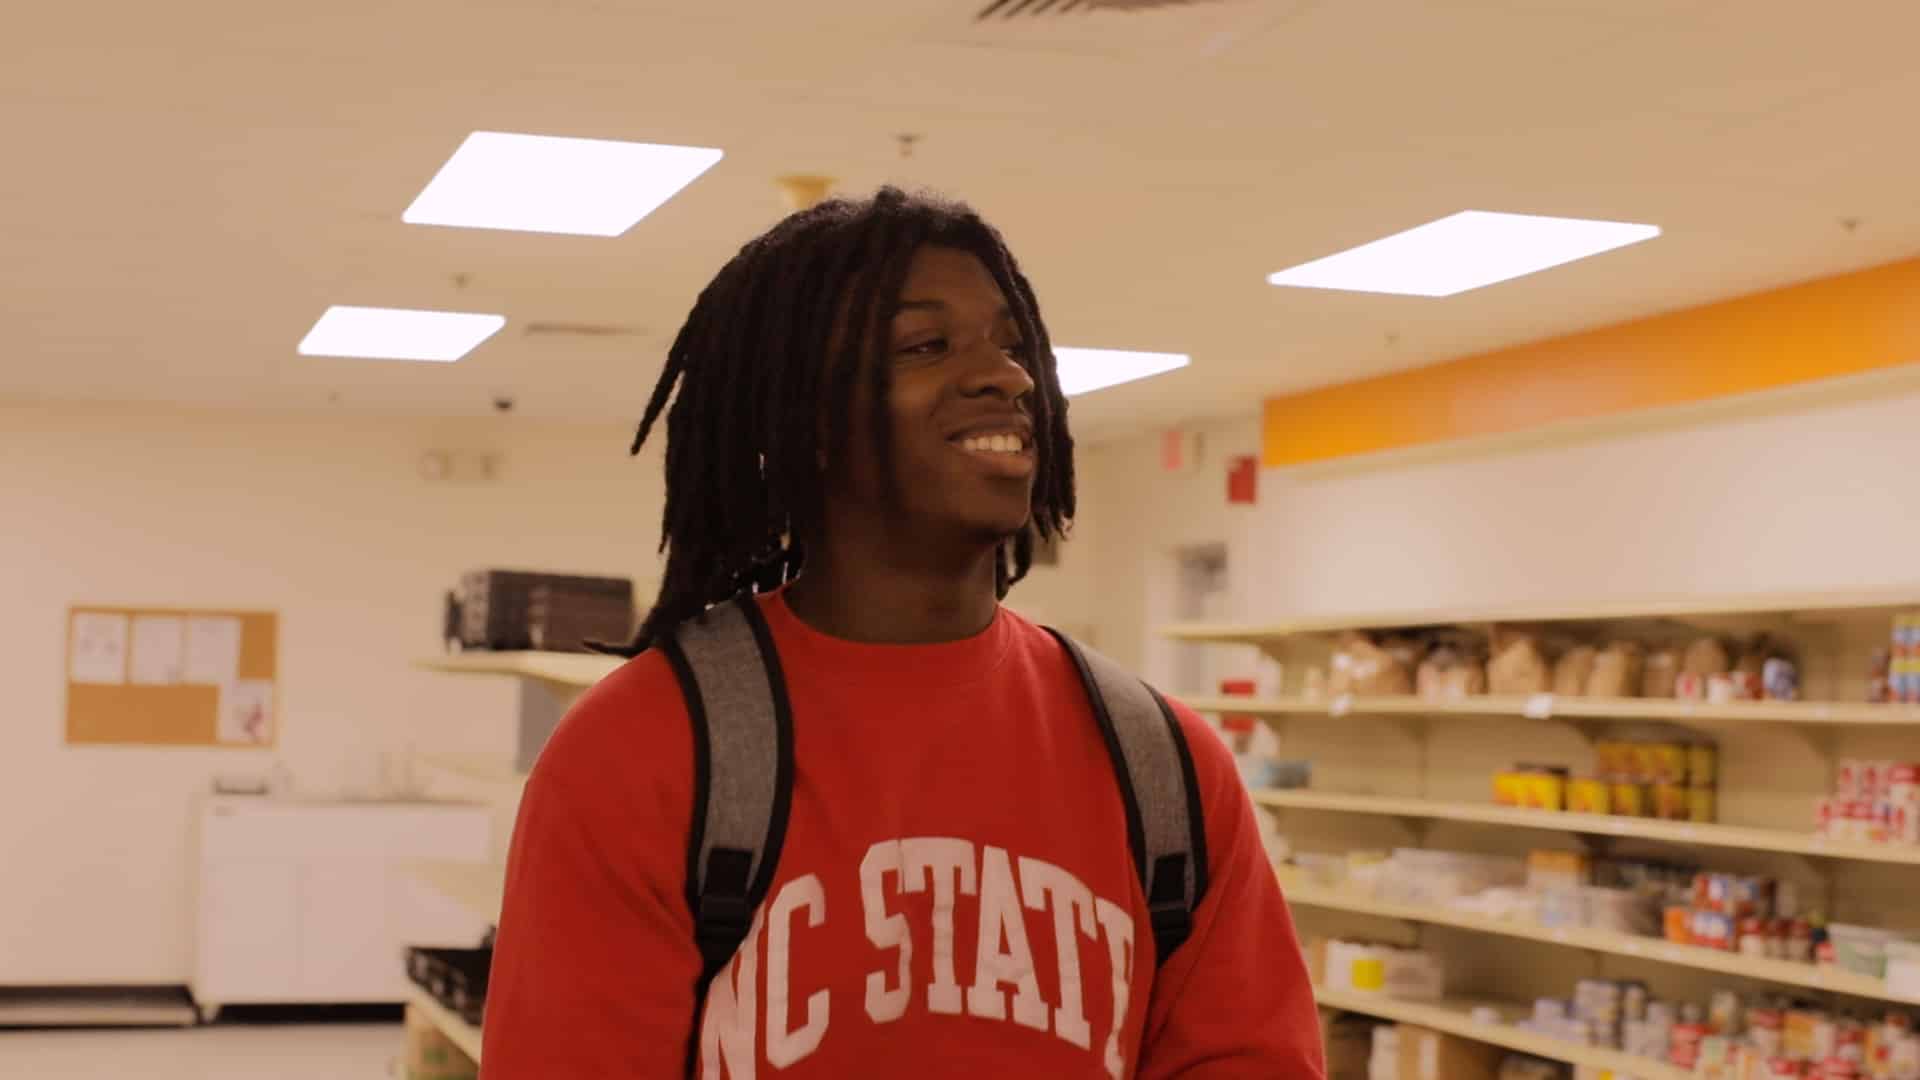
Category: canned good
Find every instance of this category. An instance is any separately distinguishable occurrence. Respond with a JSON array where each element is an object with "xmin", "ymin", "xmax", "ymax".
[
  {"xmin": 1678, "ymin": 672, "xmax": 1709, "ymax": 702},
  {"xmin": 1839, "ymin": 760, "xmax": 1865, "ymax": 799},
  {"xmin": 1672, "ymin": 1021, "xmax": 1710, "ymax": 1067},
  {"xmin": 1623, "ymin": 982, "xmax": 1649, "ymax": 1022},
  {"xmin": 1689, "ymin": 785, "xmax": 1717, "ymax": 823},
  {"xmin": 1664, "ymin": 905, "xmax": 1693, "ymax": 945},
  {"xmin": 1568, "ymin": 778, "xmax": 1611, "ymax": 815},
  {"xmin": 1710, "ymin": 988, "xmax": 1743, "ymax": 1035},
  {"xmin": 1764, "ymin": 657, "xmax": 1801, "ymax": 701},
  {"xmin": 1611, "ymin": 781, "xmax": 1649, "ymax": 817},
  {"xmin": 1648, "ymin": 743, "xmax": 1688, "ymax": 783},
  {"xmin": 1708, "ymin": 673, "xmax": 1739, "ymax": 704},
  {"xmin": 1523, "ymin": 772, "xmax": 1567, "ymax": 811},
  {"xmin": 1654, "ymin": 782, "xmax": 1690, "ymax": 821},
  {"xmin": 1493, "ymin": 771, "xmax": 1525, "ymax": 806},
  {"xmin": 1595, "ymin": 741, "xmax": 1629, "ymax": 779},
  {"xmin": 1862, "ymin": 761, "xmax": 1889, "ymax": 800}
]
